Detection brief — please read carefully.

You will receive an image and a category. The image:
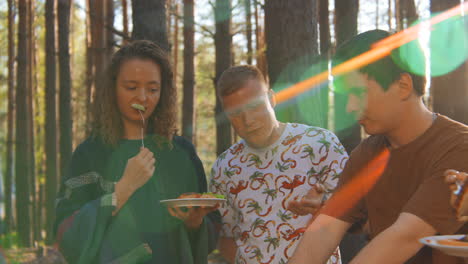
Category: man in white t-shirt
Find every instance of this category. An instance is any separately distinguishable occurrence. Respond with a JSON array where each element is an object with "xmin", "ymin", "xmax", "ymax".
[{"xmin": 210, "ymin": 65, "xmax": 348, "ymax": 264}]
